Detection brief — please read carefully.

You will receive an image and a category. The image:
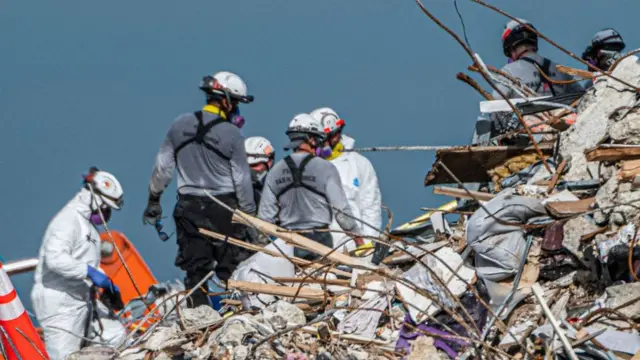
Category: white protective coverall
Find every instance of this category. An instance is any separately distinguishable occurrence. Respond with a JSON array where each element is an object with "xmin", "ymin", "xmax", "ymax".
[
  {"xmin": 328, "ymin": 135, "xmax": 382, "ymax": 252},
  {"xmin": 31, "ymin": 189, "xmax": 126, "ymax": 360}
]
